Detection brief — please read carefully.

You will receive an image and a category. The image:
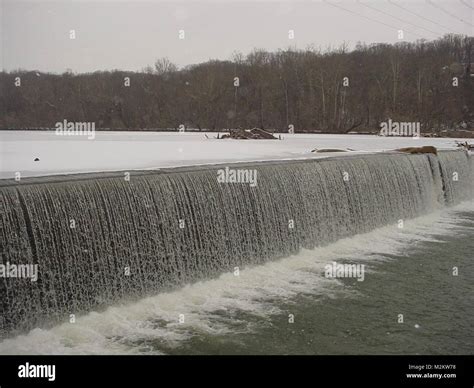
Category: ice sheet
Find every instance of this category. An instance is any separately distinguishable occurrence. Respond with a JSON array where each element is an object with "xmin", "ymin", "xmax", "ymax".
[{"xmin": 0, "ymin": 130, "xmax": 466, "ymax": 179}]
